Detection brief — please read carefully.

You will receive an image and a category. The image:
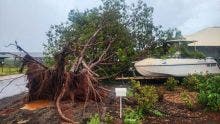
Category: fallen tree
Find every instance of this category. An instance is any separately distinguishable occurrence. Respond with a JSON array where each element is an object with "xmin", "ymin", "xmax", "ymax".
[{"xmin": 11, "ymin": 28, "xmax": 114, "ymax": 123}]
